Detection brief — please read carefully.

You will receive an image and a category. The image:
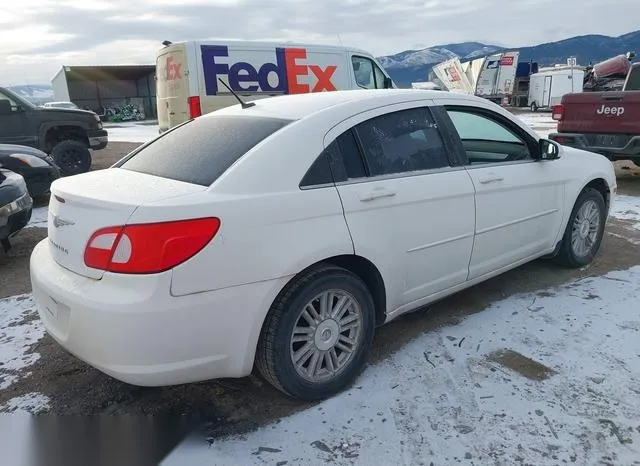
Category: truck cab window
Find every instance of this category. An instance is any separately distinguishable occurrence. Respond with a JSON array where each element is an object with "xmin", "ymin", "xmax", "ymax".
[
  {"xmin": 0, "ymin": 91, "xmax": 18, "ymax": 111},
  {"xmin": 625, "ymin": 65, "xmax": 640, "ymax": 91},
  {"xmin": 352, "ymin": 56, "xmax": 389, "ymax": 89}
]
